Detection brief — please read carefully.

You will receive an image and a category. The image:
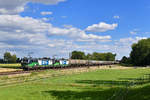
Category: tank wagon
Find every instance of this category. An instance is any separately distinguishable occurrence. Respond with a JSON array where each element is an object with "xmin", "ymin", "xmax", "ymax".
[{"xmin": 21, "ymin": 58, "xmax": 117, "ymax": 70}]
